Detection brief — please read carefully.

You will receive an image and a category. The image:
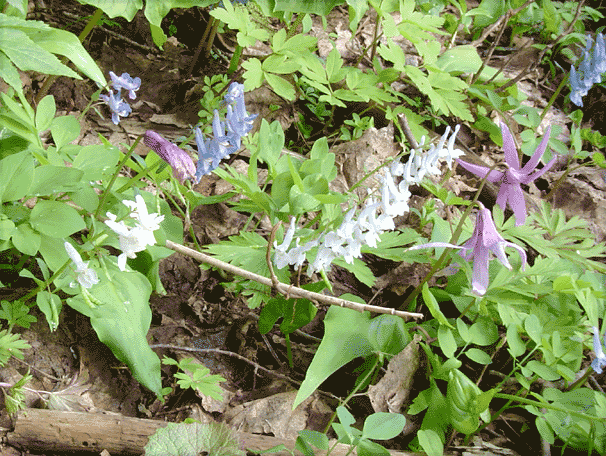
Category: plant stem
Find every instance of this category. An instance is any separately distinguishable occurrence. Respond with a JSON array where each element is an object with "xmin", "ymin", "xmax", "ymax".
[{"xmin": 540, "ymin": 74, "xmax": 569, "ymax": 122}]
